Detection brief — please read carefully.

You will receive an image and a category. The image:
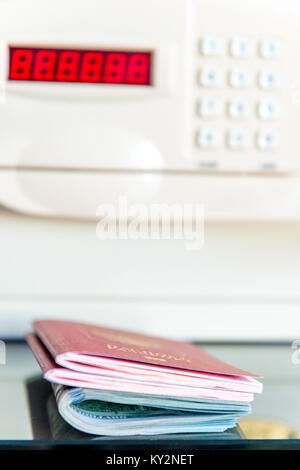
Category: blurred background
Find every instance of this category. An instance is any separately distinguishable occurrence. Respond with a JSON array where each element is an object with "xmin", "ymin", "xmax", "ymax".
[
  {"xmin": 1, "ymin": 212, "xmax": 300, "ymax": 340},
  {"xmin": 0, "ymin": 0, "xmax": 300, "ymax": 342}
]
